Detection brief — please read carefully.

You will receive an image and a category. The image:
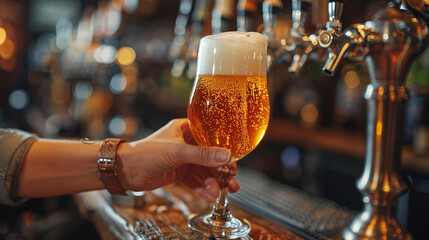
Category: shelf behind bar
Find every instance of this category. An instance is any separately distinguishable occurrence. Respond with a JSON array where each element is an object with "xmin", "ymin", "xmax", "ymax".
[{"xmin": 265, "ymin": 118, "xmax": 429, "ymax": 174}]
